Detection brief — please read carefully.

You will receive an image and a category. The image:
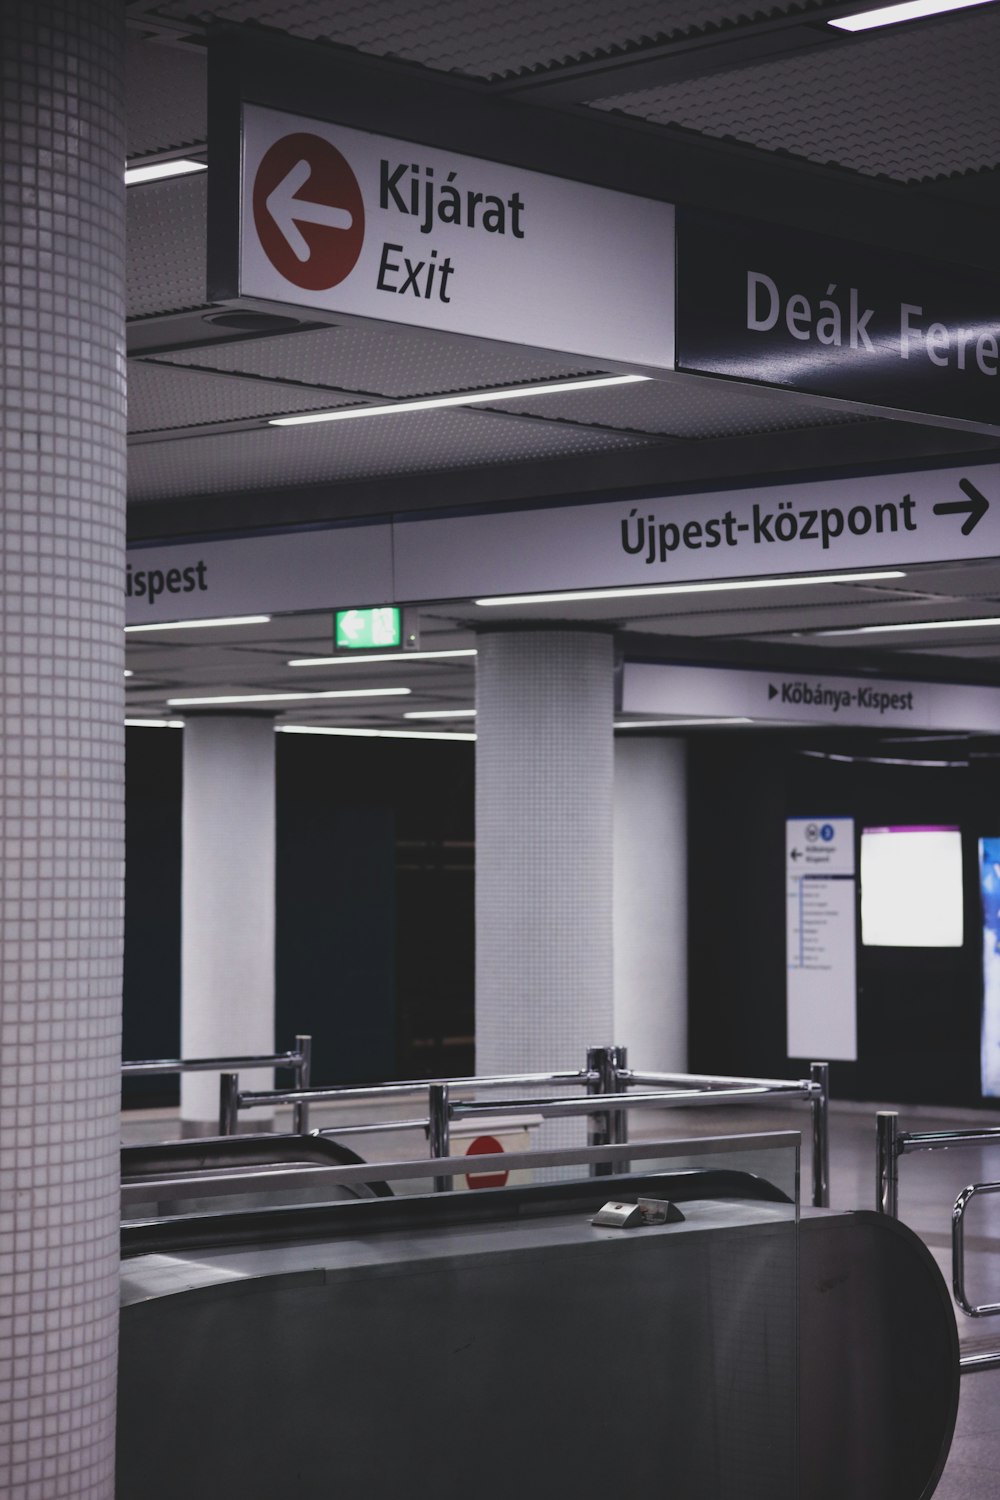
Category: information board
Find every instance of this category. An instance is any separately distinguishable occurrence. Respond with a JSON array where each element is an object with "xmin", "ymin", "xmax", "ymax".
[{"xmin": 786, "ymin": 817, "xmax": 857, "ymax": 1062}]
